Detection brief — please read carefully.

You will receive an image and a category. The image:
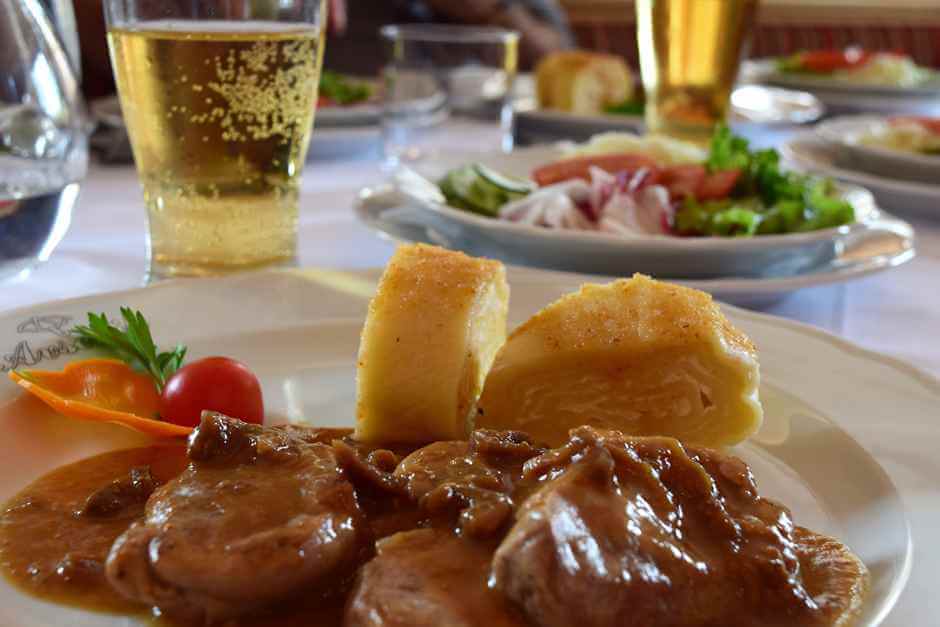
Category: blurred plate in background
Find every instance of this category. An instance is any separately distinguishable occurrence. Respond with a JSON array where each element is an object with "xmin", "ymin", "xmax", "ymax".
[
  {"xmin": 783, "ymin": 131, "xmax": 940, "ymax": 218},
  {"xmin": 742, "ymin": 59, "xmax": 940, "ymax": 116},
  {"xmin": 514, "ymin": 85, "xmax": 823, "ymax": 145},
  {"xmin": 815, "ymin": 115, "xmax": 940, "ymax": 185}
]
